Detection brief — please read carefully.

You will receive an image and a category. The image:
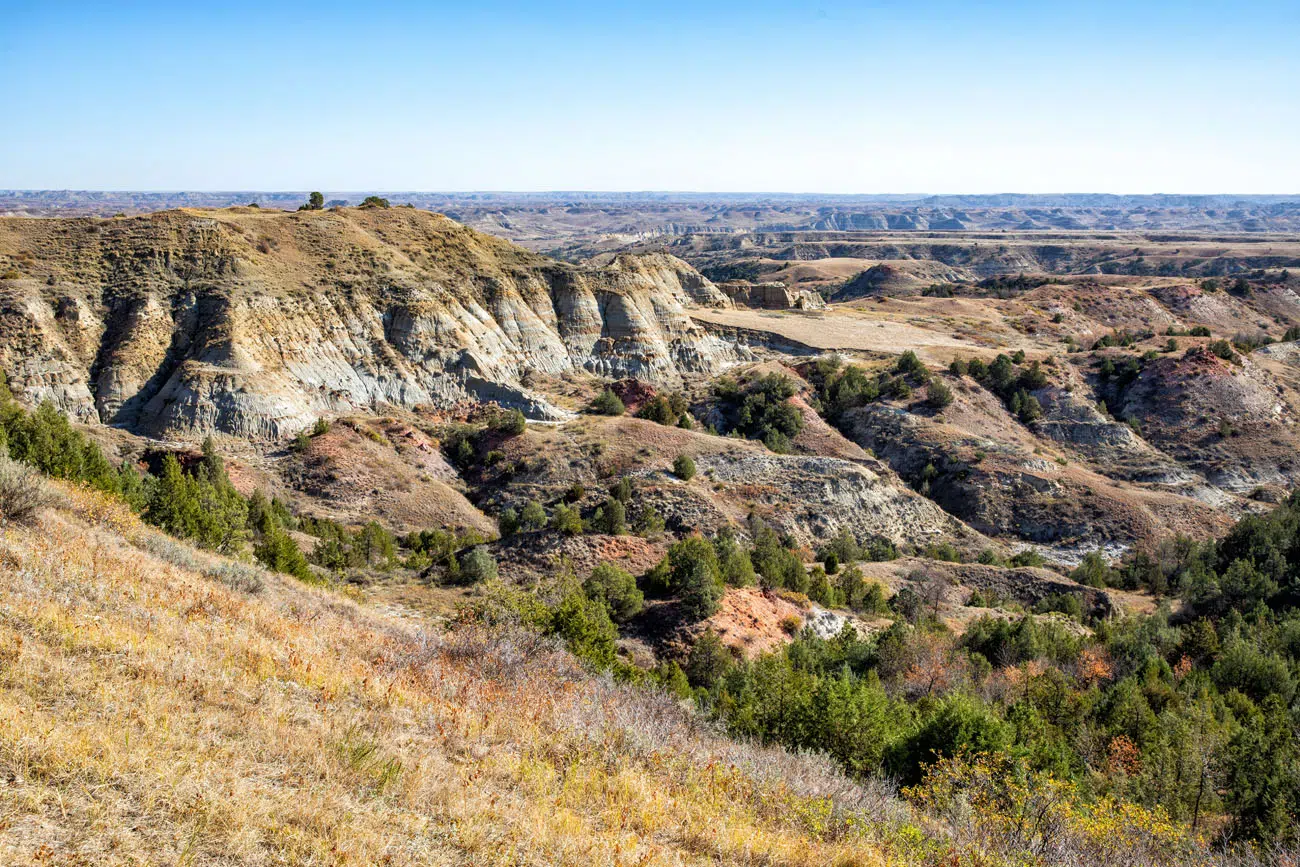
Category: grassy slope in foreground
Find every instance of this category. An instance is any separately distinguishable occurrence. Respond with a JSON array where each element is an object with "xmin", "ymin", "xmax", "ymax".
[{"xmin": 0, "ymin": 482, "xmax": 899, "ymax": 866}]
